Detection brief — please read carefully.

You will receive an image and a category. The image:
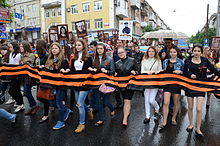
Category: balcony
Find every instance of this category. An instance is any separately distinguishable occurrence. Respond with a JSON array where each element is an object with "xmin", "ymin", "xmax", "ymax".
[
  {"xmin": 141, "ymin": 6, "xmax": 148, "ymax": 16},
  {"xmin": 116, "ymin": 7, "xmax": 128, "ymax": 18},
  {"xmin": 42, "ymin": 0, "xmax": 61, "ymax": 8},
  {"xmin": 131, "ymin": 0, "xmax": 140, "ymax": 9},
  {"xmin": 141, "ymin": 22, "xmax": 147, "ymax": 27},
  {"xmin": 132, "ymin": 17, "xmax": 141, "ymax": 24}
]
